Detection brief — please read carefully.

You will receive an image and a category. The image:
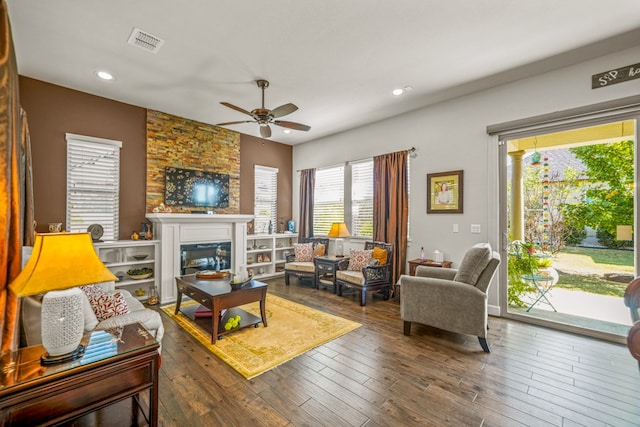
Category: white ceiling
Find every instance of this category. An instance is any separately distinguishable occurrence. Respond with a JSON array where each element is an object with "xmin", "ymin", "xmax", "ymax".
[{"xmin": 6, "ymin": 1, "xmax": 640, "ymax": 145}]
